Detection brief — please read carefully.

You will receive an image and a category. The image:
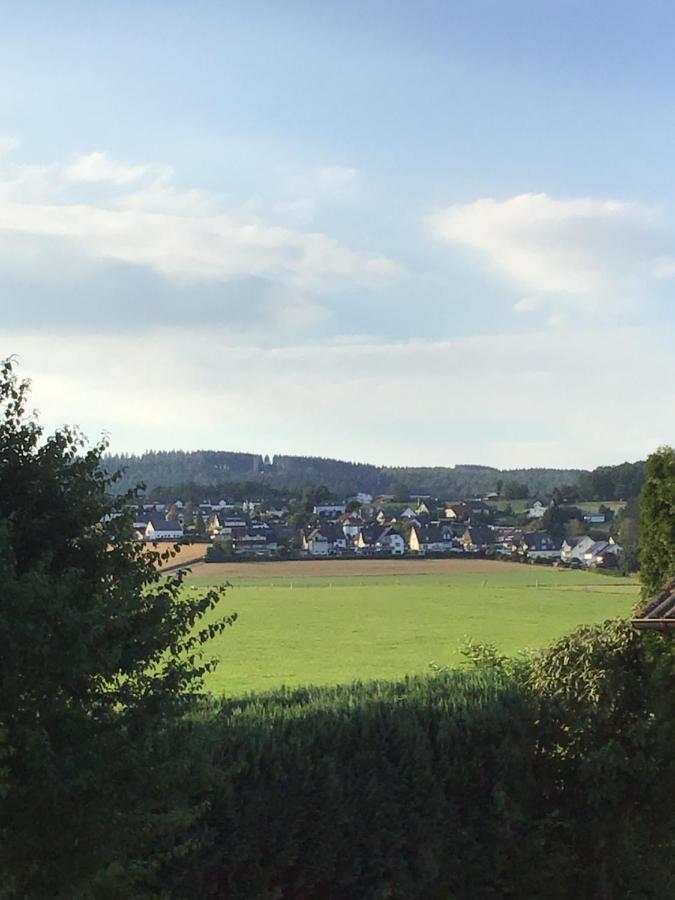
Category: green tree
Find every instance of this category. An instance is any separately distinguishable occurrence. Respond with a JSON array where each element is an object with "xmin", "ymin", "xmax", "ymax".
[
  {"xmin": 299, "ymin": 484, "xmax": 332, "ymax": 513},
  {"xmin": 639, "ymin": 446, "xmax": 675, "ymax": 598},
  {"xmin": 391, "ymin": 481, "xmax": 410, "ymax": 503},
  {"xmin": 503, "ymin": 480, "xmax": 529, "ymax": 500},
  {"xmin": 542, "ymin": 505, "xmax": 584, "ymax": 541},
  {"xmin": 183, "ymin": 500, "xmax": 195, "ymax": 528},
  {"xmin": 0, "ymin": 359, "xmax": 235, "ymax": 896},
  {"xmin": 614, "ymin": 496, "xmax": 640, "ymax": 574},
  {"xmin": 566, "ymin": 517, "xmax": 586, "ymax": 539},
  {"xmin": 530, "ymin": 620, "xmax": 675, "ymax": 898}
]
